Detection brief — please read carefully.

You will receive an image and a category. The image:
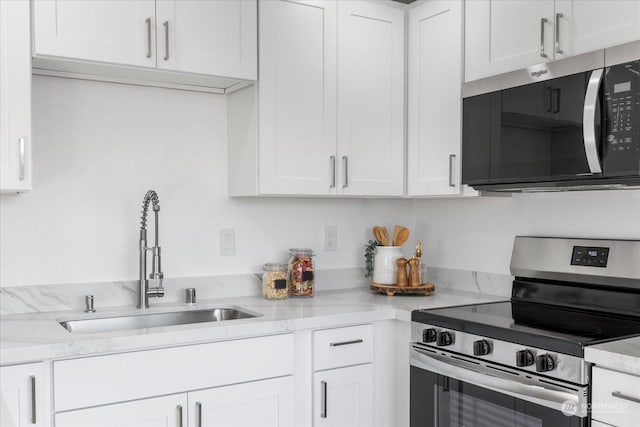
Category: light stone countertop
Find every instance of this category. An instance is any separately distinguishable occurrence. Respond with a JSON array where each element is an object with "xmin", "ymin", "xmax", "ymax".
[
  {"xmin": 0, "ymin": 287, "xmax": 507, "ymax": 365},
  {"xmin": 585, "ymin": 336, "xmax": 640, "ymax": 376}
]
